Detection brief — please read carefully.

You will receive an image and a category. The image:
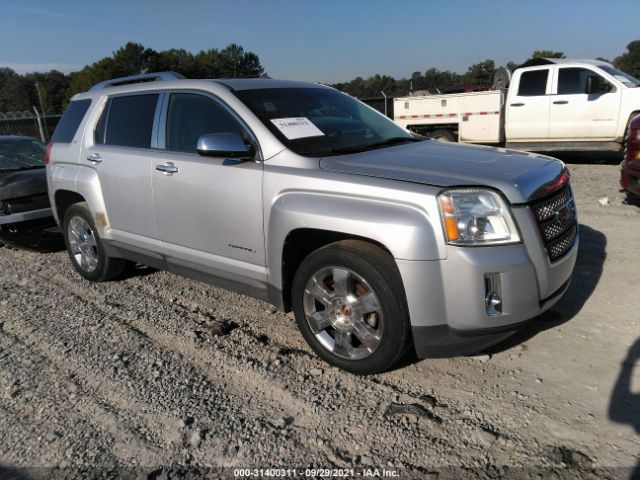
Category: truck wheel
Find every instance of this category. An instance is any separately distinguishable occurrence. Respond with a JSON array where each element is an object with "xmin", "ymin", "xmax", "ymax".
[
  {"xmin": 291, "ymin": 240, "xmax": 411, "ymax": 374},
  {"xmin": 430, "ymin": 129, "xmax": 456, "ymax": 142},
  {"xmin": 62, "ymin": 203, "xmax": 127, "ymax": 282}
]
